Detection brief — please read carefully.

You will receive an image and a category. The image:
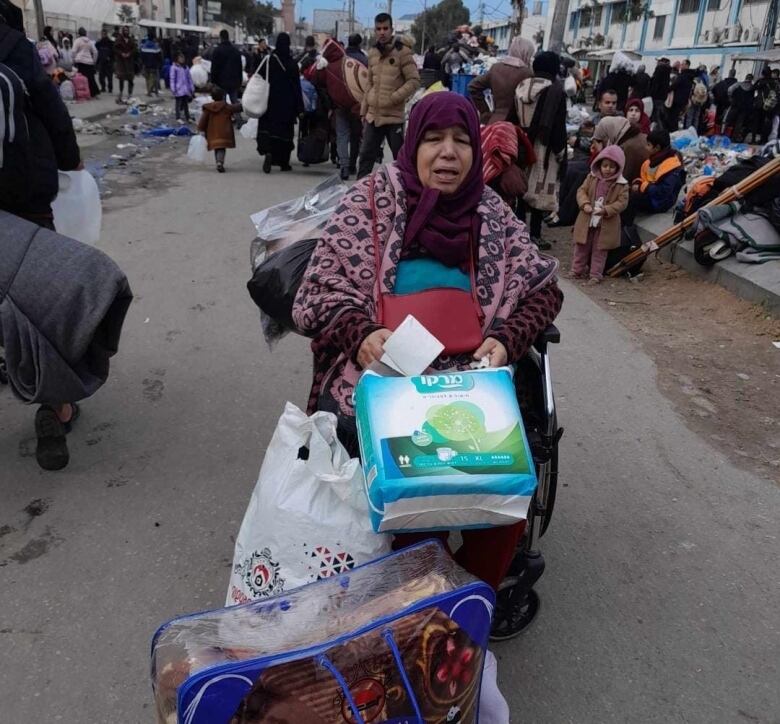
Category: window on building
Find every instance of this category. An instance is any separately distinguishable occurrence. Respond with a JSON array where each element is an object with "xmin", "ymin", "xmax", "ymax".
[
  {"xmin": 570, "ymin": 11, "xmax": 578, "ymax": 29},
  {"xmin": 580, "ymin": 7, "xmax": 592, "ymax": 26},
  {"xmin": 611, "ymin": 2, "xmax": 627, "ymax": 24},
  {"xmin": 707, "ymin": 0, "xmax": 720, "ymax": 9},
  {"xmin": 594, "ymin": 6, "xmax": 603, "ymax": 25},
  {"xmin": 533, "ymin": 0, "xmax": 543, "ymax": 15},
  {"xmin": 653, "ymin": 15, "xmax": 667, "ymax": 39},
  {"xmin": 679, "ymin": 0, "xmax": 701, "ymax": 14}
]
